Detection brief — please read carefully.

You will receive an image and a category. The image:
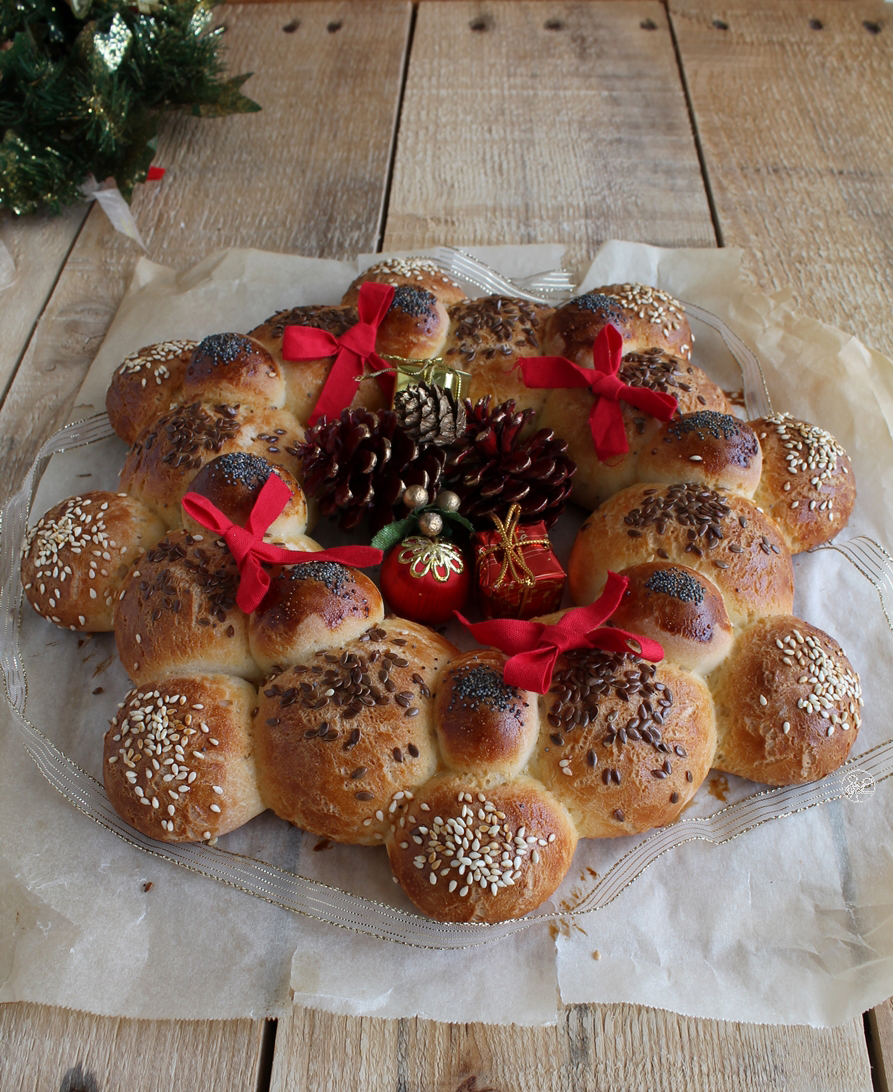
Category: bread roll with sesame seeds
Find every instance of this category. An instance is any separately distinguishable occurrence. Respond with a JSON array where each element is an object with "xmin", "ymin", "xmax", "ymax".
[
  {"xmin": 444, "ymin": 296, "xmax": 554, "ymax": 415},
  {"xmin": 569, "ymin": 483, "xmax": 794, "ymax": 627},
  {"xmin": 119, "ymin": 403, "xmax": 305, "ymax": 524},
  {"xmin": 253, "ymin": 620, "xmax": 455, "ymax": 845},
  {"xmin": 538, "ymin": 353, "xmax": 731, "ymax": 510},
  {"xmin": 106, "ymin": 340, "xmax": 197, "ymax": 444},
  {"xmin": 709, "ymin": 616, "xmax": 862, "ymax": 785},
  {"xmin": 531, "ymin": 652, "xmax": 715, "ymax": 839},
  {"xmin": 341, "ymin": 257, "xmax": 466, "ymax": 309},
  {"xmin": 249, "ymin": 561, "xmax": 384, "ymax": 675},
  {"xmin": 636, "ymin": 411, "xmax": 762, "ymax": 497},
  {"xmin": 750, "ymin": 412, "xmax": 856, "ymax": 553},
  {"xmin": 178, "ymin": 453, "xmax": 310, "ymax": 545},
  {"xmin": 544, "ymin": 285, "xmax": 694, "ymax": 364},
  {"xmin": 434, "ymin": 650, "xmax": 540, "ymax": 778},
  {"xmin": 608, "ymin": 562, "xmax": 734, "ymax": 675},
  {"xmin": 21, "ymin": 492, "xmax": 166, "ymax": 632},
  {"xmin": 103, "ymin": 674, "xmax": 264, "ymax": 843},
  {"xmin": 114, "ymin": 531, "xmax": 260, "ymax": 683},
  {"xmin": 385, "ymin": 774, "xmax": 578, "ymax": 924}
]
